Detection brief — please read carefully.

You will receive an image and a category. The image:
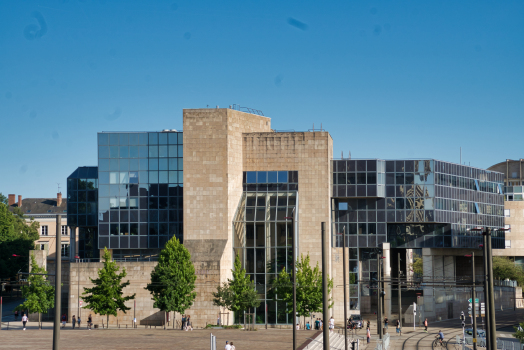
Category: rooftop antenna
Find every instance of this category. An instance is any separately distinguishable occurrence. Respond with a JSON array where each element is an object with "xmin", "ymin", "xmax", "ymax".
[
  {"xmin": 57, "ymin": 183, "xmax": 61, "ymax": 193},
  {"xmin": 321, "ymin": 123, "xmax": 323, "ymax": 131},
  {"xmin": 312, "ymin": 123, "xmax": 314, "ymax": 132},
  {"xmin": 341, "ymin": 151, "xmax": 343, "ymax": 159},
  {"xmin": 348, "ymin": 150, "xmax": 351, "ymax": 159}
]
